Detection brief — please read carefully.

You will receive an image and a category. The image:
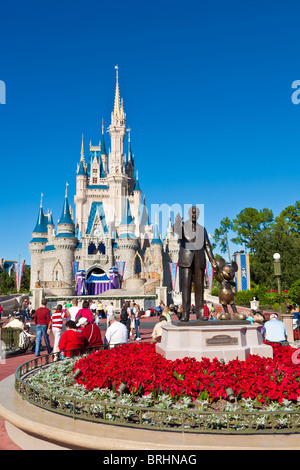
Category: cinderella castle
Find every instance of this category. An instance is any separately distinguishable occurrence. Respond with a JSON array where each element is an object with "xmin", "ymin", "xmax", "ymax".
[{"xmin": 29, "ymin": 67, "xmax": 180, "ymax": 304}]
